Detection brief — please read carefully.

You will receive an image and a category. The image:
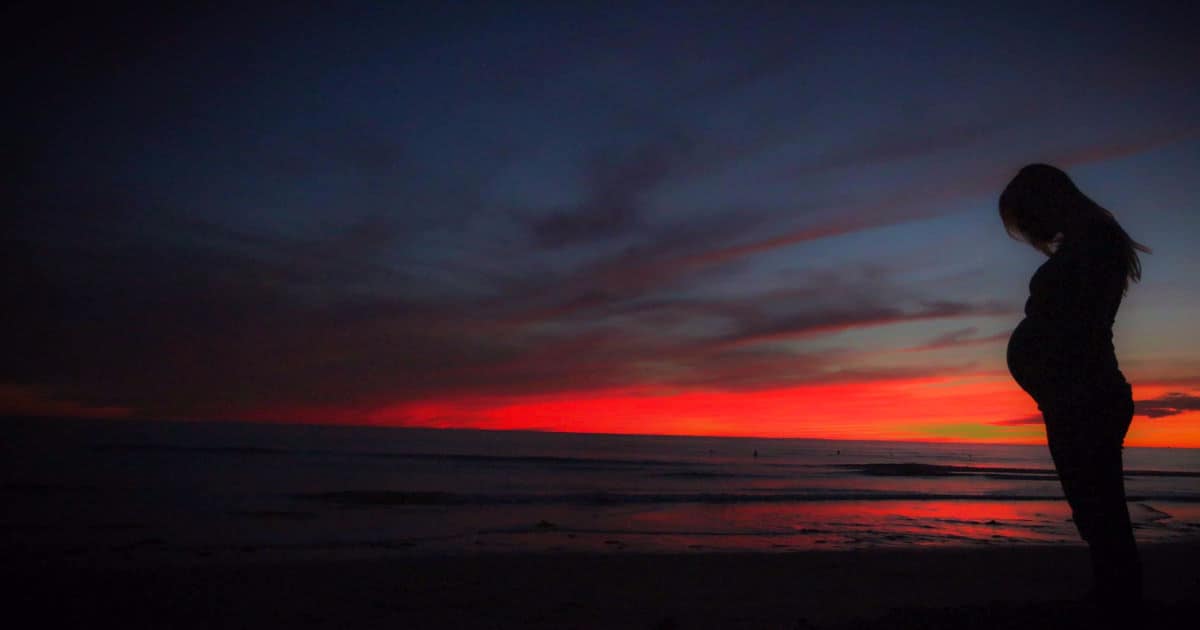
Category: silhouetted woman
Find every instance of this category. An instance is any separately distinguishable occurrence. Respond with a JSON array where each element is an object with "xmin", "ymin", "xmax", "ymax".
[{"xmin": 1000, "ymin": 164, "xmax": 1150, "ymax": 613}]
